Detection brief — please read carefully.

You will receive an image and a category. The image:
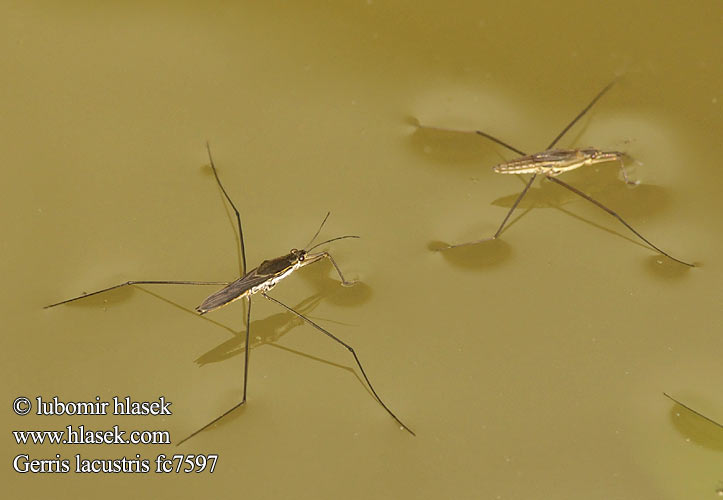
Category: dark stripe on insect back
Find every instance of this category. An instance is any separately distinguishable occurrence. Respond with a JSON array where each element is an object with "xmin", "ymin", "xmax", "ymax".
[{"xmin": 256, "ymin": 254, "xmax": 297, "ymax": 275}]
